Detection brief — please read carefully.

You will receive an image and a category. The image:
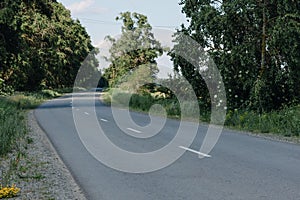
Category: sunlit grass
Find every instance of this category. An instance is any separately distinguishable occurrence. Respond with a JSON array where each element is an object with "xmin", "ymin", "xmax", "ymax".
[
  {"xmin": 0, "ymin": 90, "xmax": 64, "ymax": 156},
  {"xmin": 0, "ymin": 89, "xmax": 68, "ymax": 196},
  {"xmin": 0, "ymin": 98, "xmax": 27, "ymax": 155}
]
